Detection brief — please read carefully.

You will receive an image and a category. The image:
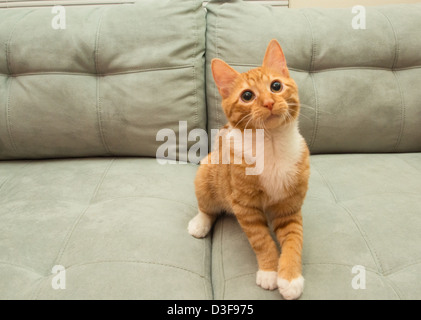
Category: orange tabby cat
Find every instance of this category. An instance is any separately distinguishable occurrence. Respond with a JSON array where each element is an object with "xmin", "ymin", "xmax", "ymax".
[{"xmin": 188, "ymin": 40, "xmax": 310, "ymax": 300}]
